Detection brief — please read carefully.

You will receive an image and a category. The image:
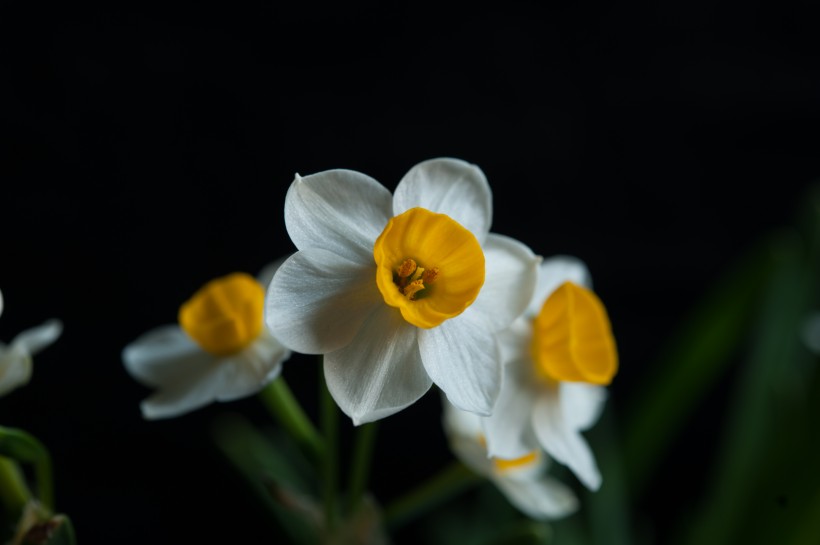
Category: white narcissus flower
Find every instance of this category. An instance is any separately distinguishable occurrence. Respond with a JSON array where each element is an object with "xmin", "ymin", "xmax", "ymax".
[
  {"xmin": 481, "ymin": 256, "xmax": 618, "ymax": 491},
  {"xmin": 0, "ymin": 288, "xmax": 63, "ymax": 397},
  {"xmin": 122, "ymin": 265, "xmax": 292, "ymax": 419},
  {"xmin": 266, "ymin": 158, "xmax": 539, "ymax": 424},
  {"xmin": 443, "ymin": 398, "xmax": 578, "ymax": 520}
]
